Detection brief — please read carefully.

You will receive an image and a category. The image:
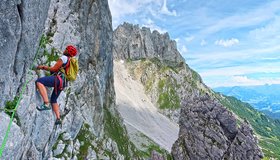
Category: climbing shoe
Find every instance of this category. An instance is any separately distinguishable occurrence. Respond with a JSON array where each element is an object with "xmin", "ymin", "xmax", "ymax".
[
  {"xmin": 55, "ymin": 118, "xmax": 62, "ymax": 125},
  {"xmin": 36, "ymin": 103, "xmax": 51, "ymax": 111}
]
